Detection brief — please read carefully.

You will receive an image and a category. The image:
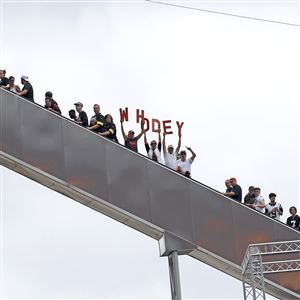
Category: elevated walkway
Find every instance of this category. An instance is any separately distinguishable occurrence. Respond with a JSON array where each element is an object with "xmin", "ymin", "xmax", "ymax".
[{"xmin": 1, "ymin": 88, "xmax": 299, "ymax": 299}]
